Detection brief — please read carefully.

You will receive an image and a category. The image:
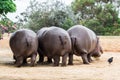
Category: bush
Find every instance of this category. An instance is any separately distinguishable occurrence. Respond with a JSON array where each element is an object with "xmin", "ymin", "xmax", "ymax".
[
  {"xmin": 83, "ymin": 19, "xmax": 120, "ymax": 35},
  {"xmin": 113, "ymin": 28, "xmax": 120, "ymax": 36}
]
